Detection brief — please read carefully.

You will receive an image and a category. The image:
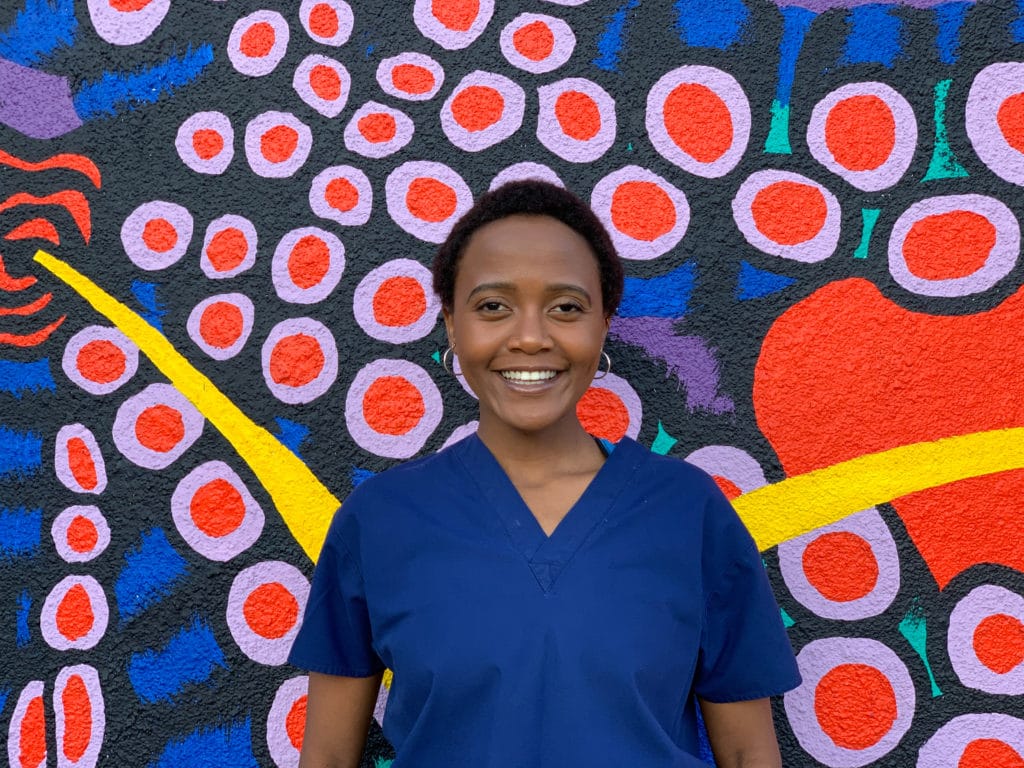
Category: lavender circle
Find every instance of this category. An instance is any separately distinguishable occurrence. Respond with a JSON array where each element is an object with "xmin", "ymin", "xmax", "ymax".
[
  {"xmin": 344, "ymin": 101, "xmax": 415, "ymax": 159},
  {"xmin": 947, "ymin": 584, "xmax": 1024, "ymax": 694},
  {"xmin": 966, "ymin": 62, "xmax": 1024, "ymax": 187},
  {"xmin": 732, "ymin": 170, "xmax": 841, "ymax": 262},
  {"xmin": 112, "ymin": 383, "xmax": 204, "ymax": 470},
  {"xmin": 261, "ymin": 318, "xmax": 340, "ymax": 404},
  {"xmin": 267, "ymin": 676, "xmax": 309, "ymax": 768},
  {"xmin": 52, "ymin": 505, "xmax": 110, "ymax": 563},
  {"xmin": 299, "ymin": 0, "xmax": 353, "ymax": 46},
  {"xmin": 385, "ymin": 161, "xmax": 473, "ymax": 244},
  {"xmin": 917, "ymin": 713, "xmax": 1024, "ymax": 767},
  {"xmin": 309, "ymin": 165, "xmax": 372, "ymax": 226},
  {"xmin": 537, "ymin": 78, "xmax": 617, "ymax": 163},
  {"xmin": 345, "ymin": 359, "xmax": 443, "ymax": 459},
  {"xmin": 887, "ymin": 194, "xmax": 1020, "ymax": 297},
  {"xmin": 440, "ymin": 71, "xmax": 526, "ymax": 153},
  {"xmin": 778, "ymin": 508, "xmax": 900, "ymax": 620},
  {"xmin": 62, "ymin": 325, "xmax": 138, "ymax": 395},
  {"xmin": 55, "ymin": 424, "xmax": 107, "ymax": 495},
  {"xmin": 272, "ymin": 227, "xmax": 345, "ymax": 304},
  {"xmin": 441, "ymin": 421, "xmax": 479, "ymax": 449},
  {"xmin": 176, "ymin": 112, "xmax": 234, "ymax": 175},
  {"xmin": 684, "ymin": 445, "xmax": 767, "ymax": 493},
  {"xmin": 541, "ymin": 0, "xmax": 590, "ymax": 4},
  {"xmin": 87, "ymin": 0, "xmax": 169, "ymax": 45},
  {"xmin": 784, "ymin": 637, "xmax": 915, "ymax": 767},
  {"xmin": 227, "ymin": 561, "xmax": 309, "ymax": 666},
  {"xmin": 228, "ymin": 11, "xmax": 290, "ymax": 77},
  {"xmin": 376, "ymin": 52, "xmax": 445, "ymax": 101},
  {"xmin": 413, "ymin": 0, "xmax": 494, "ymax": 50},
  {"xmin": 807, "ymin": 82, "xmax": 917, "ymax": 192},
  {"xmin": 293, "ymin": 55, "xmax": 351, "ymax": 118},
  {"xmin": 244, "ymin": 111, "xmax": 313, "ymax": 179},
  {"xmin": 40, "ymin": 575, "xmax": 109, "ymax": 651},
  {"xmin": 591, "ymin": 165, "xmax": 690, "ymax": 261},
  {"xmin": 8, "ymin": 681, "xmax": 44, "ymax": 768},
  {"xmin": 187, "ymin": 293, "xmax": 255, "ymax": 361},
  {"xmin": 54, "ymin": 664, "xmax": 103, "ymax": 768},
  {"xmin": 200, "ymin": 214, "xmax": 258, "ymax": 279},
  {"xmin": 171, "ymin": 461, "xmax": 265, "ymax": 562},
  {"xmin": 121, "ymin": 201, "xmax": 194, "ymax": 270},
  {"xmin": 500, "ymin": 13, "xmax": 575, "ymax": 74},
  {"xmin": 352, "ymin": 259, "xmax": 440, "ymax": 343},
  {"xmin": 646, "ymin": 65, "xmax": 750, "ymax": 179},
  {"xmin": 490, "ymin": 162, "xmax": 563, "ymax": 190},
  {"xmin": 582, "ymin": 371, "xmax": 643, "ymax": 440}
]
